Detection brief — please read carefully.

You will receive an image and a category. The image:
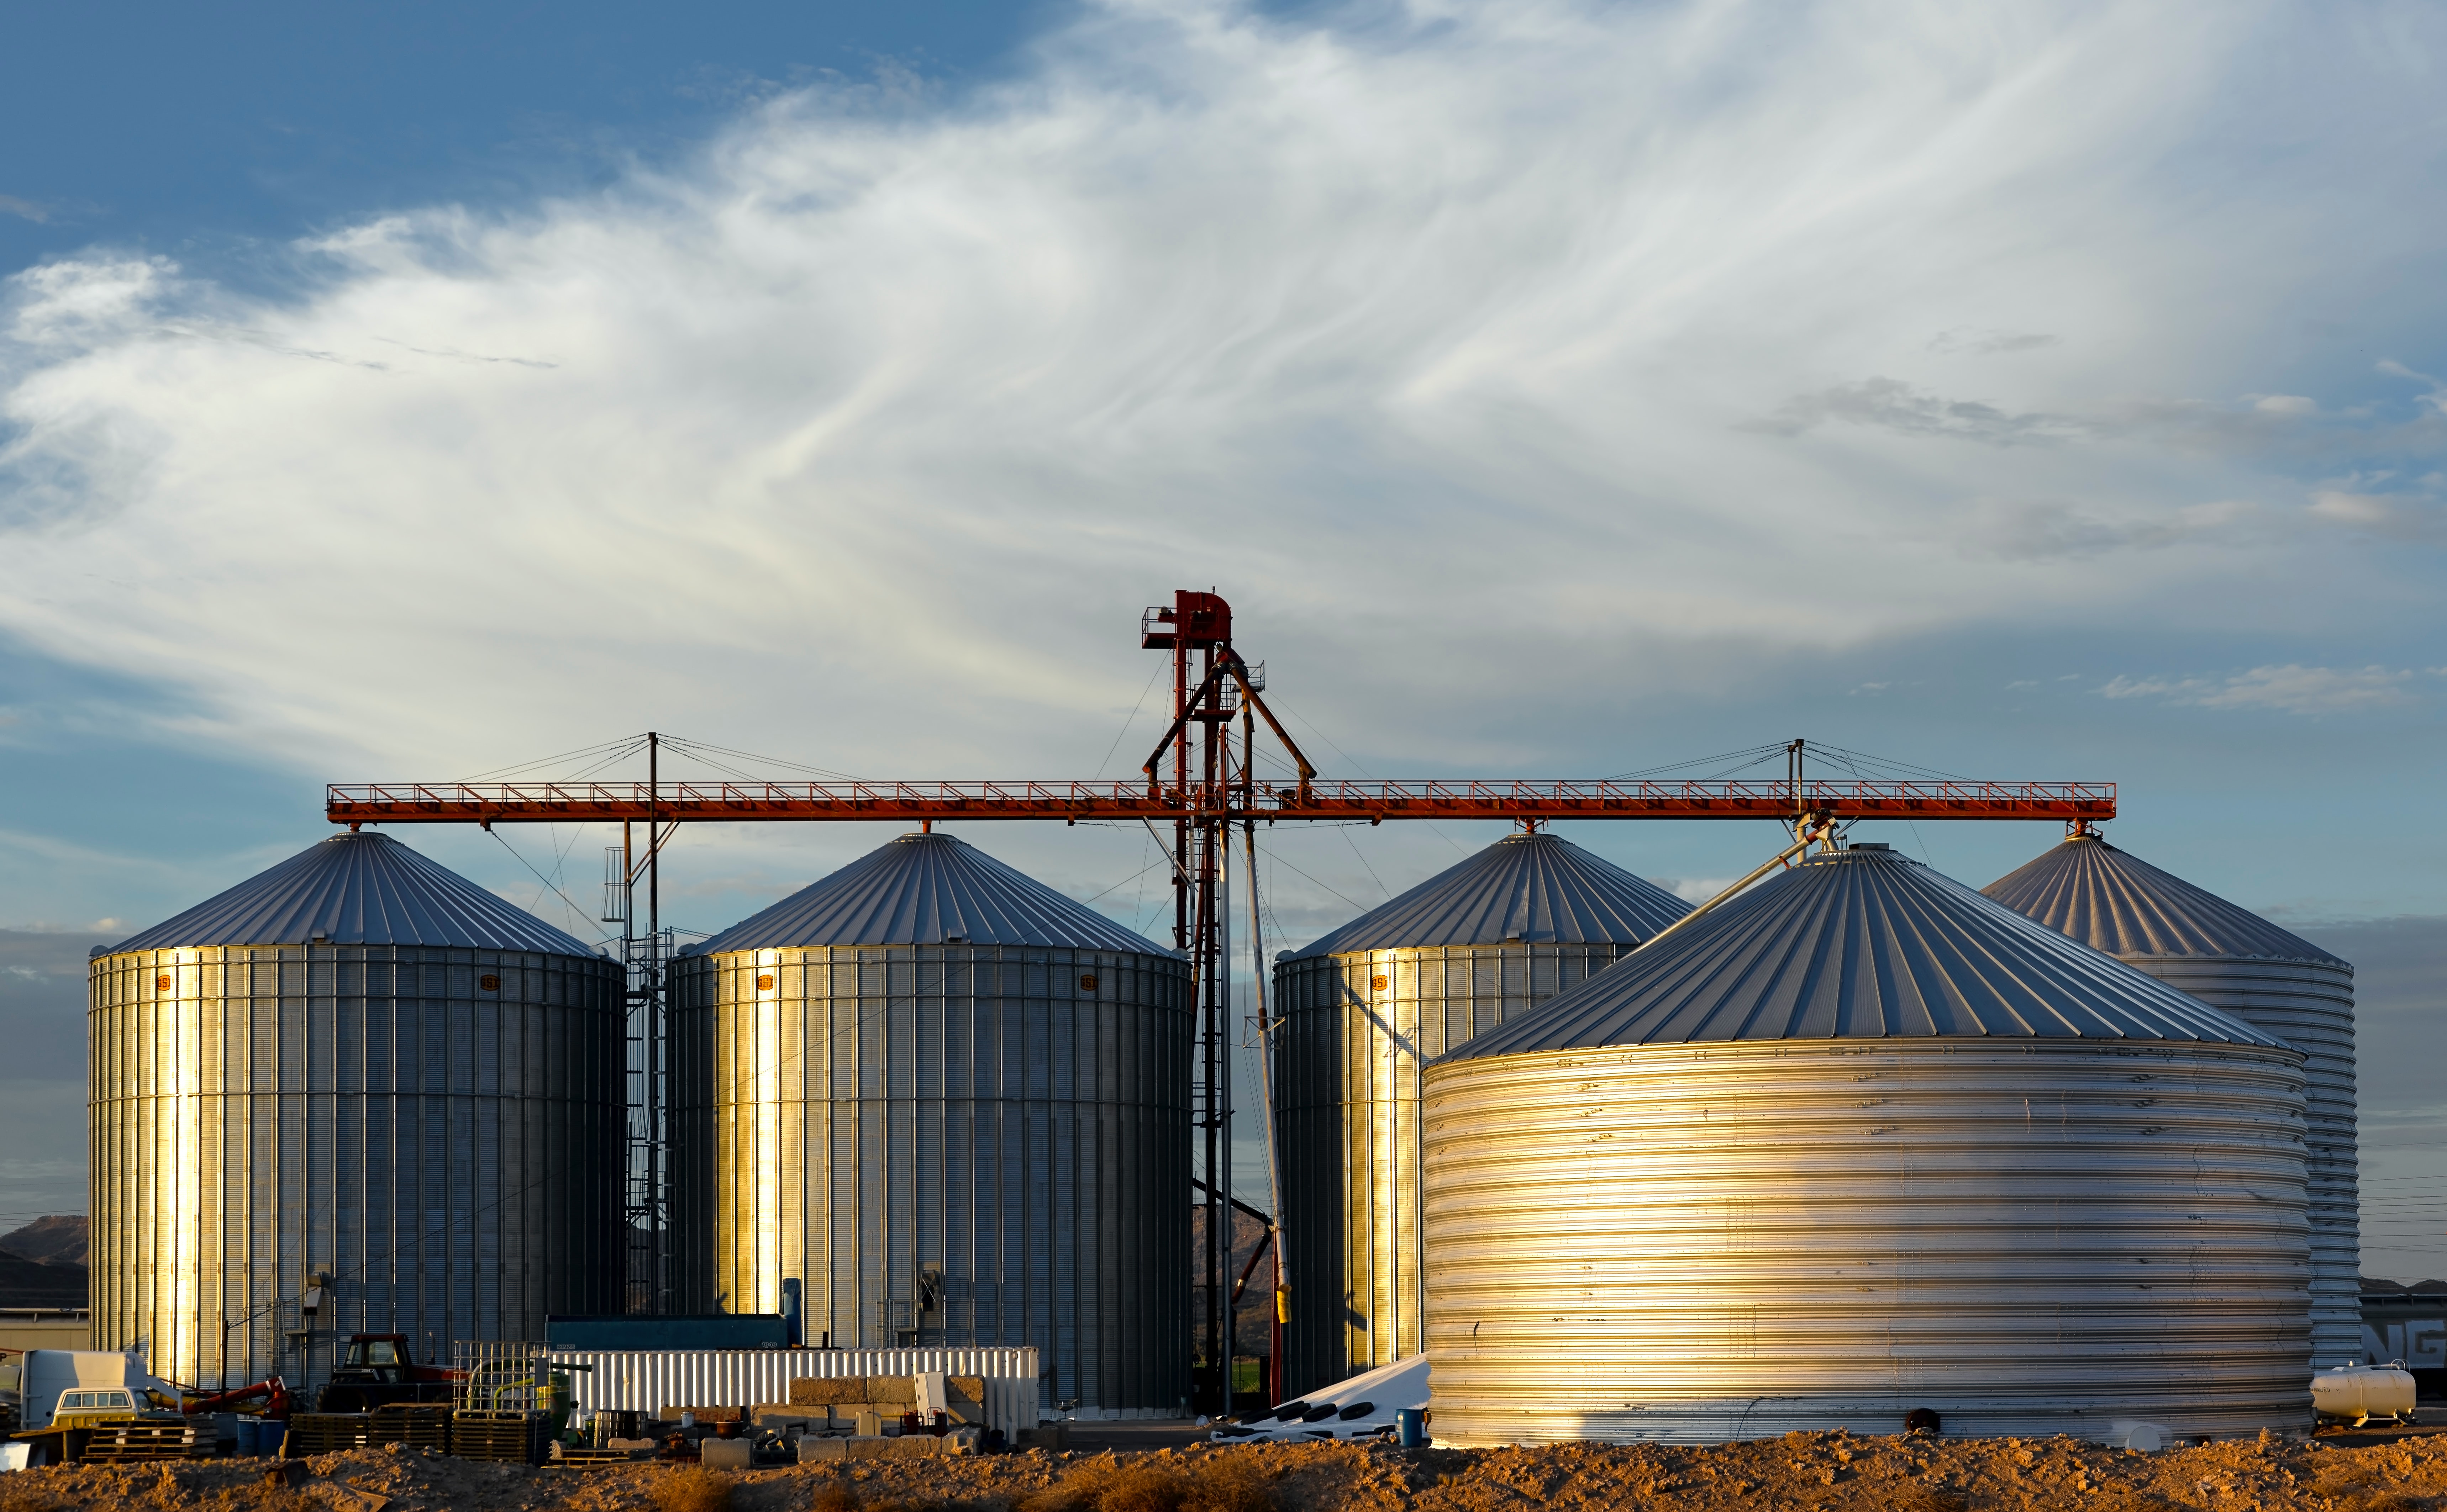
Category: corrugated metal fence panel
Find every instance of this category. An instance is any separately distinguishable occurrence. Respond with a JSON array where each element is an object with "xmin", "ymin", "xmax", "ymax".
[
  {"xmin": 1422, "ymin": 1039, "xmax": 2312, "ymax": 1446},
  {"xmin": 2127, "ymin": 956, "xmax": 2359, "ymax": 1367},
  {"xmin": 670, "ymin": 944, "xmax": 1191, "ymax": 1413},
  {"xmin": 1271, "ymin": 943, "xmax": 1631, "ymax": 1398},
  {"xmin": 88, "ymin": 943, "xmax": 626, "ymax": 1390},
  {"xmin": 558, "ymin": 1347, "xmax": 1040, "ymax": 1435}
]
